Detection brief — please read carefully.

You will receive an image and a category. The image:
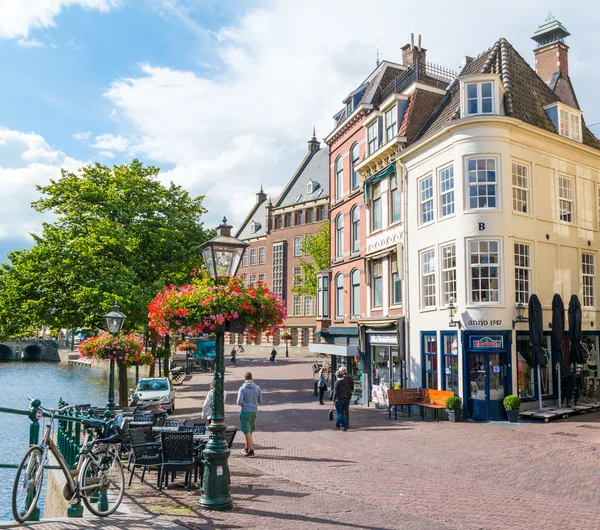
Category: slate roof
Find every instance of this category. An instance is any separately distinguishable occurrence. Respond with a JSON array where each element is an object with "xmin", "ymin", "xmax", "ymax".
[
  {"xmin": 235, "ymin": 197, "xmax": 268, "ymax": 240},
  {"xmin": 275, "ymin": 148, "xmax": 329, "ymax": 208},
  {"xmin": 414, "ymin": 38, "xmax": 600, "ymax": 151}
]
